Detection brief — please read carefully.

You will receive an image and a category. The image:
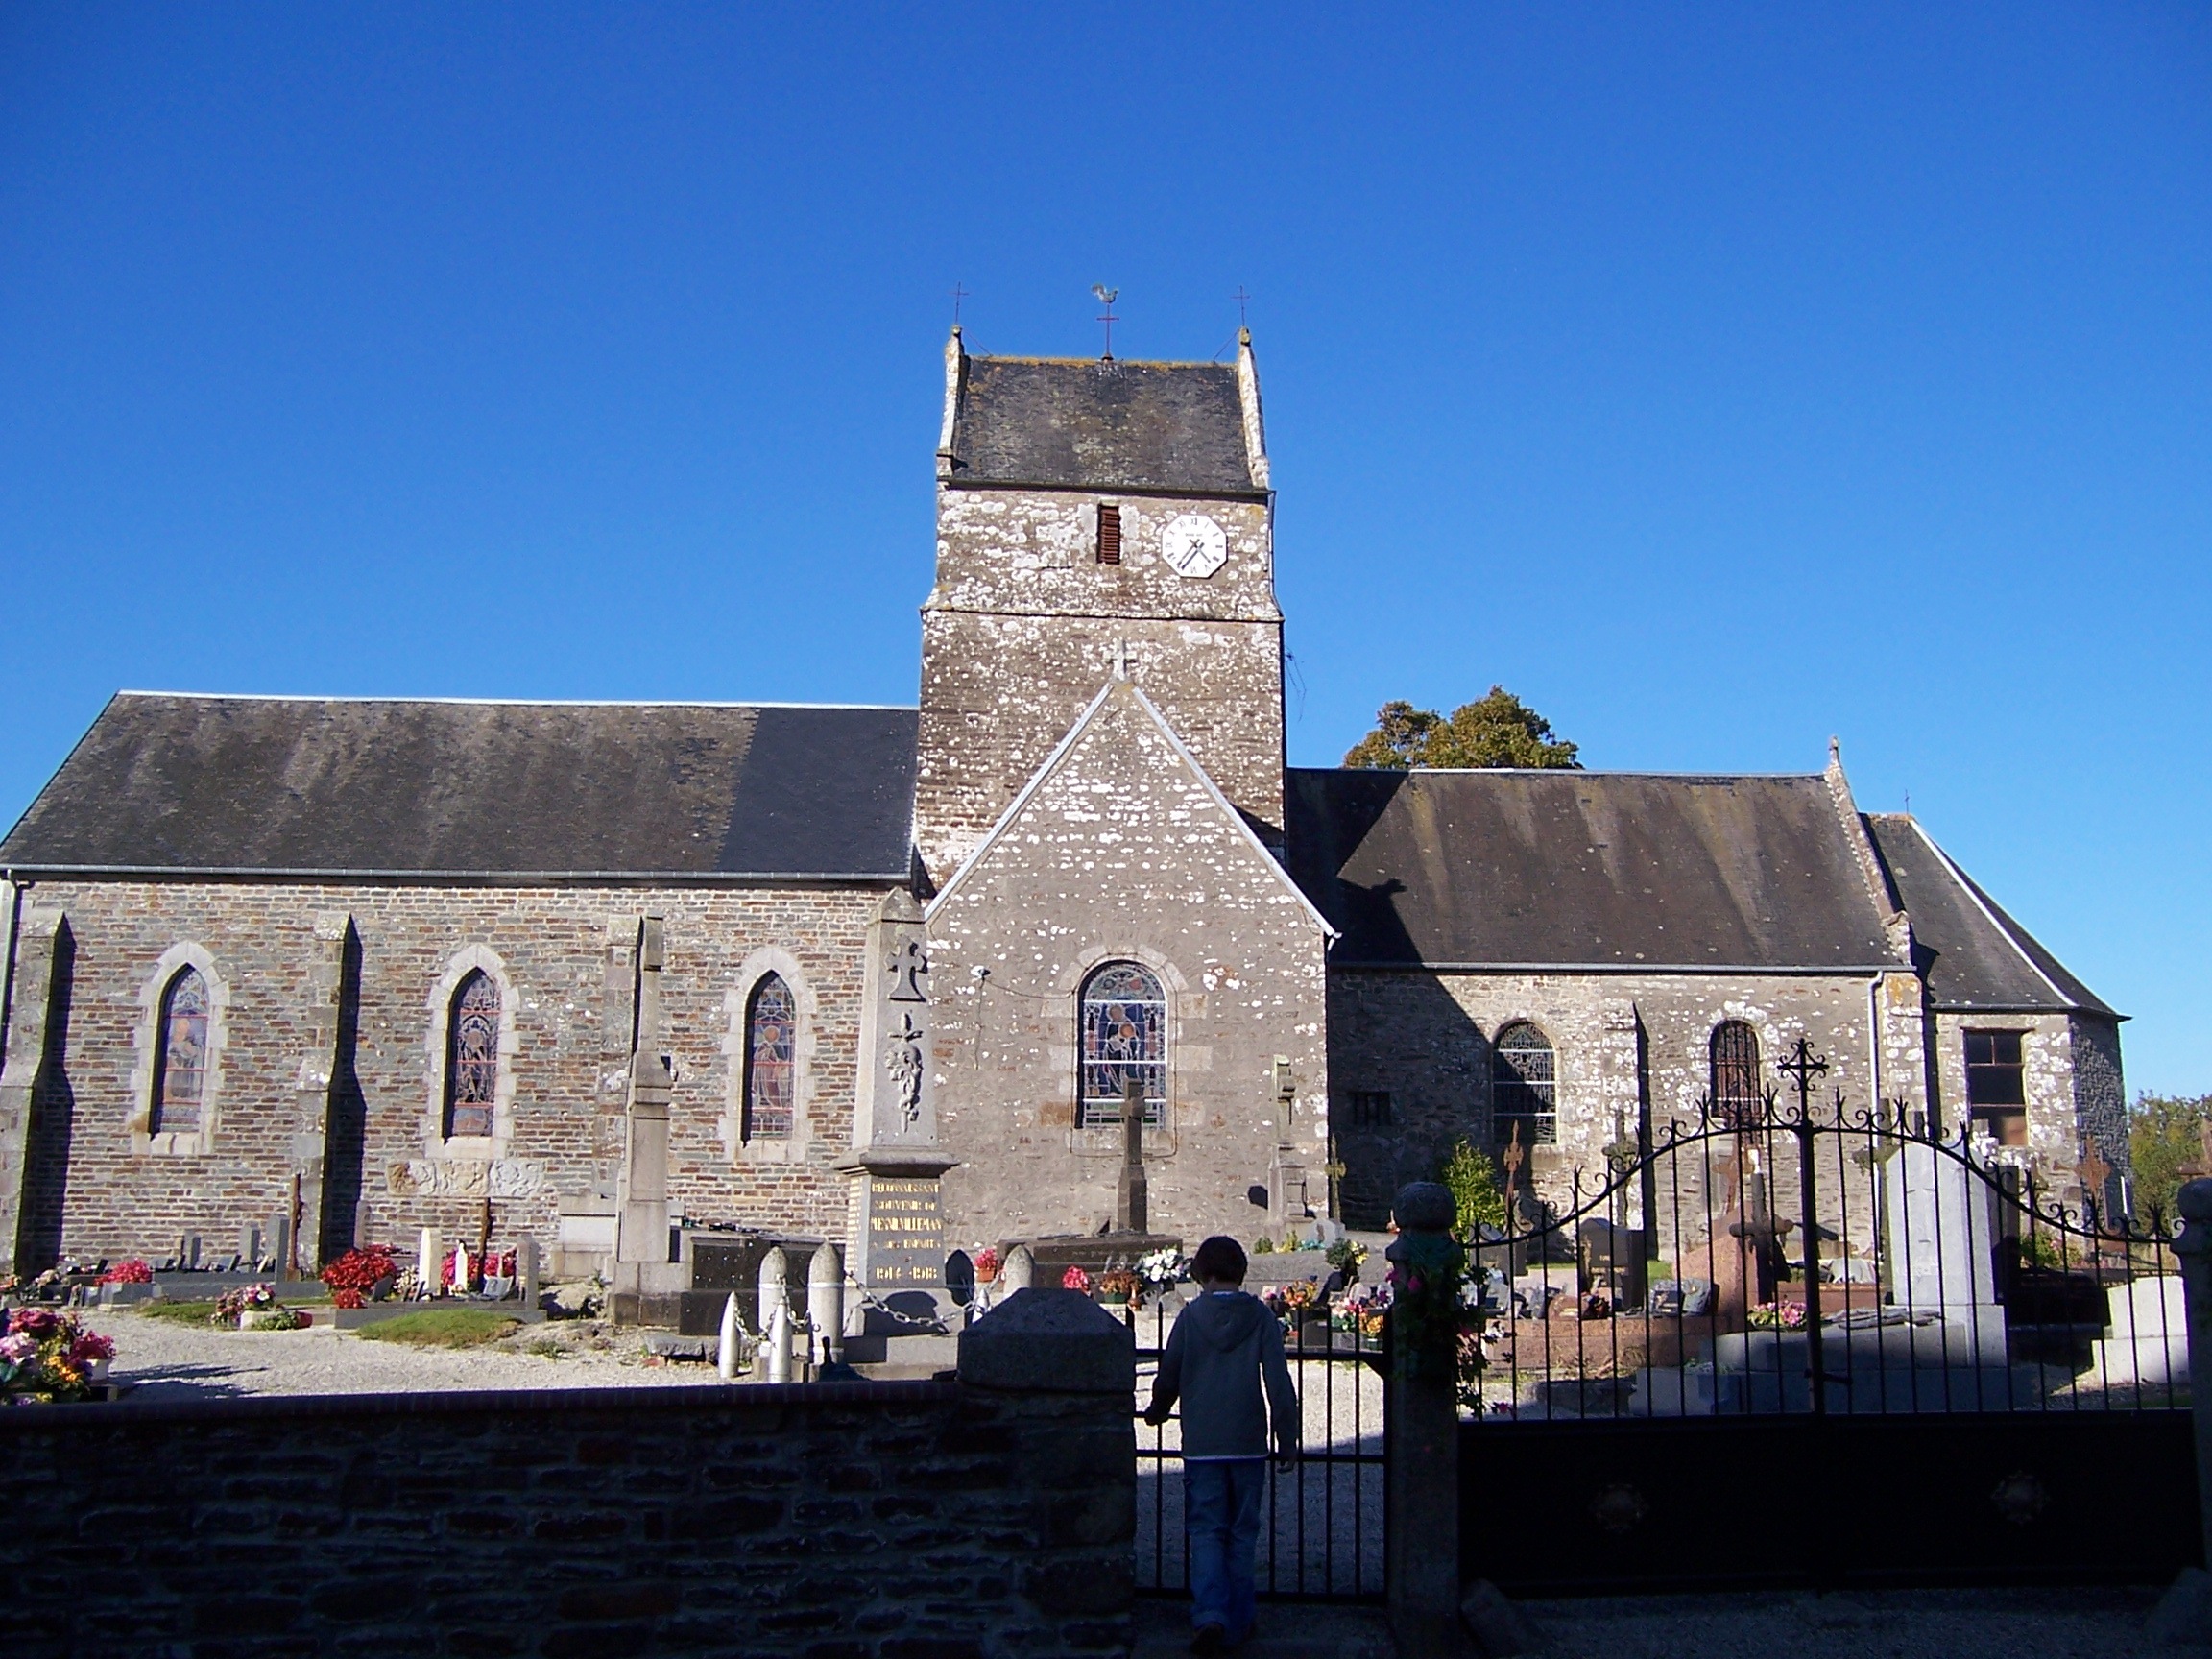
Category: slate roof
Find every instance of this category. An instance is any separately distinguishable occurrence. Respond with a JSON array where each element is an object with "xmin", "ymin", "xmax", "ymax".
[
  {"xmin": 0, "ymin": 695, "xmax": 920, "ymax": 880},
  {"xmin": 1285, "ymin": 768, "xmax": 1900, "ymax": 970},
  {"xmin": 1864, "ymin": 814, "xmax": 2115, "ymax": 1017},
  {"xmin": 945, "ymin": 356, "xmax": 1262, "ymax": 495}
]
